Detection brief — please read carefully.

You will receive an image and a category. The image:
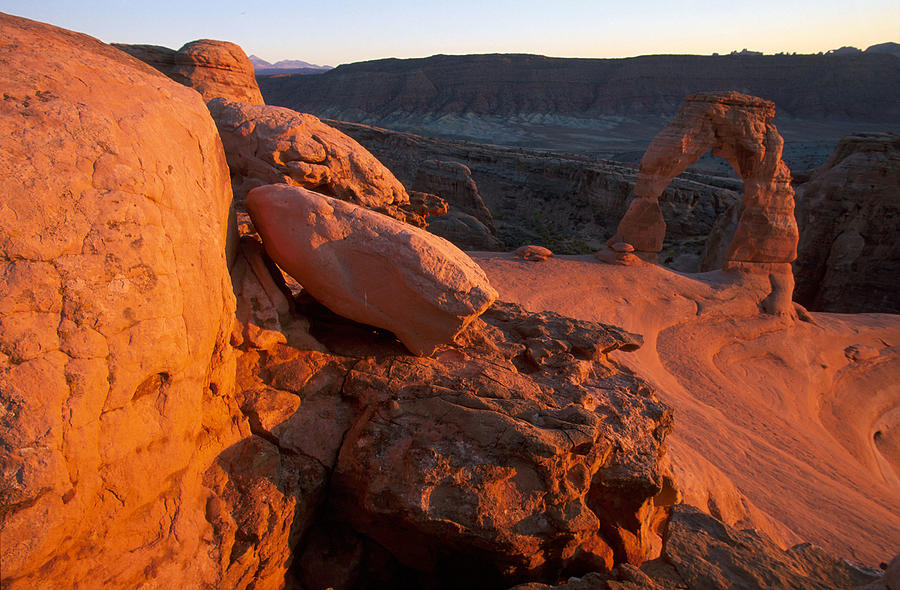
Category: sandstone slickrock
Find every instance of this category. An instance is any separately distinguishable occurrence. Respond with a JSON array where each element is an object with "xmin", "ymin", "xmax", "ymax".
[
  {"xmin": 474, "ymin": 252, "xmax": 900, "ymax": 568},
  {"xmin": 246, "ymin": 184, "xmax": 497, "ymax": 355},
  {"xmin": 793, "ymin": 132, "xmax": 900, "ymax": 313},
  {"xmin": 117, "ymin": 39, "xmax": 264, "ymax": 104},
  {"xmin": 0, "ymin": 13, "xmax": 243, "ymax": 588},
  {"xmin": 608, "ymin": 92, "xmax": 798, "ymax": 314},
  {"xmin": 206, "ymin": 98, "xmax": 416, "ymax": 215}
]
